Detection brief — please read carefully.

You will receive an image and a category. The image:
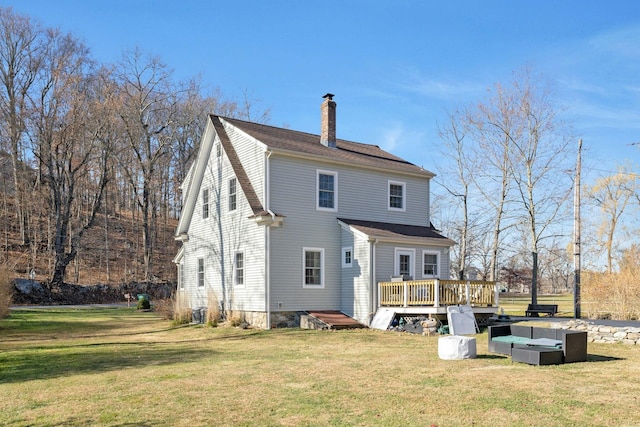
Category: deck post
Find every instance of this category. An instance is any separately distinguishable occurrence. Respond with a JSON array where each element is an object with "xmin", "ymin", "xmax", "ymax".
[
  {"xmin": 494, "ymin": 283, "xmax": 500, "ymax": 307},
  {"xmin": 434, "ymin": 279, "xmax": 440, "ymax": 307},
  {"xmin": 465, "ymin": 281, "xmax": 471, "ymax": 305},
  {"xmin": 403, "ymin": 282, "xmax": 408, "ymax": 307}
]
